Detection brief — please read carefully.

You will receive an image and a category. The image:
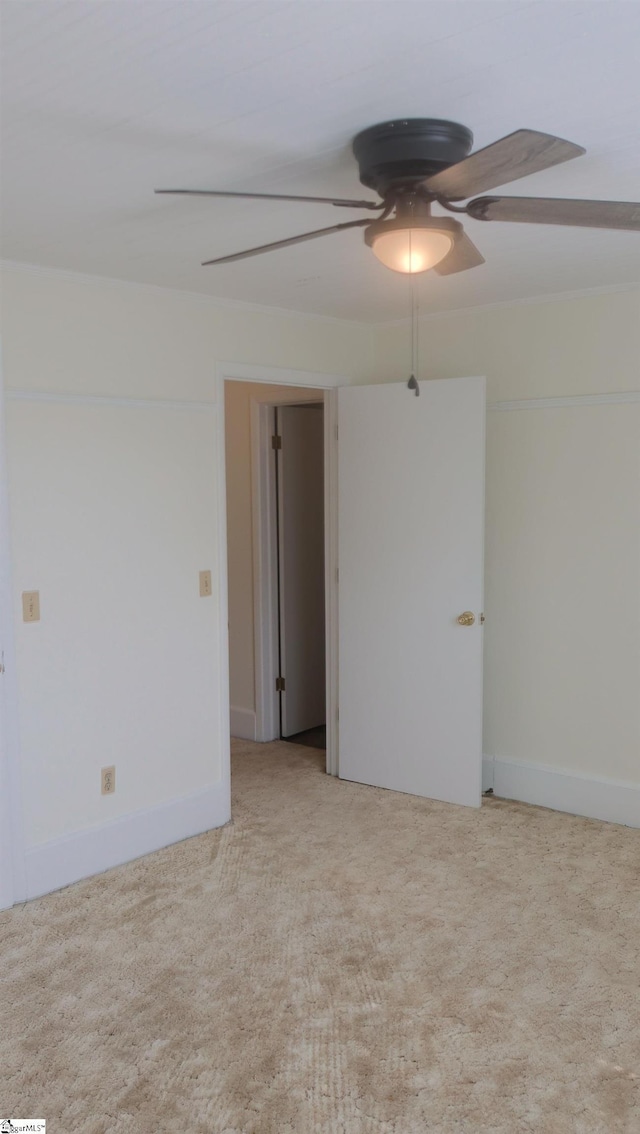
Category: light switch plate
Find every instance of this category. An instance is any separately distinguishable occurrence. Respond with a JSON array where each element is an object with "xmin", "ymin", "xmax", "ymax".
[
  {"xmin": 22, "ymin": 591, "xmax": 40, "ymax": 622},
  {"xmin": 199, "ymin": 570, "xmax": 212, "ymax": 597}
]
